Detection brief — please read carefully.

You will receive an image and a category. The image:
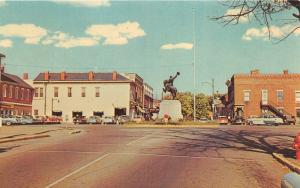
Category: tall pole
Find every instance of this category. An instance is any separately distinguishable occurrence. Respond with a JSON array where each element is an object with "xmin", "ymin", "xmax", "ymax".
[
  {"xmin": 193, "ymin": 7, "xmax": 196, "ymax": 122},
  {"xmin": 212, "ymin": 78, "xmax": 215, "ymax": 120}
]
